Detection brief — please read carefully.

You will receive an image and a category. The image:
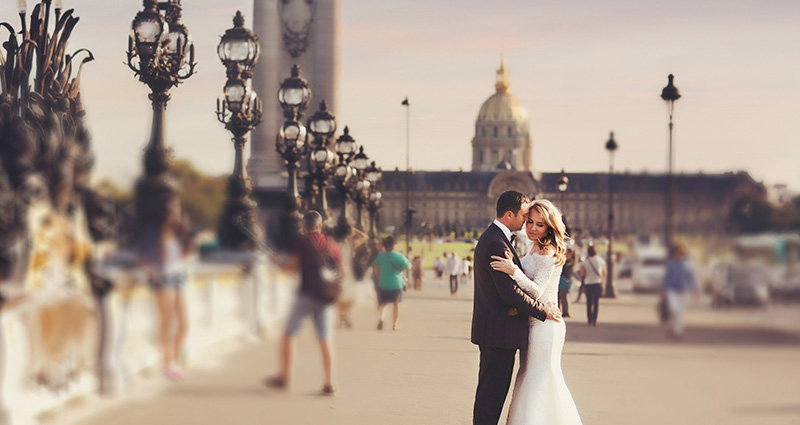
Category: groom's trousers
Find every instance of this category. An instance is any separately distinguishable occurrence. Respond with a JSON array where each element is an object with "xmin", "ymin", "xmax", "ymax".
[{"xmin": 474, "ymin": 345, "xmax": 518, "ymax": 425}]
